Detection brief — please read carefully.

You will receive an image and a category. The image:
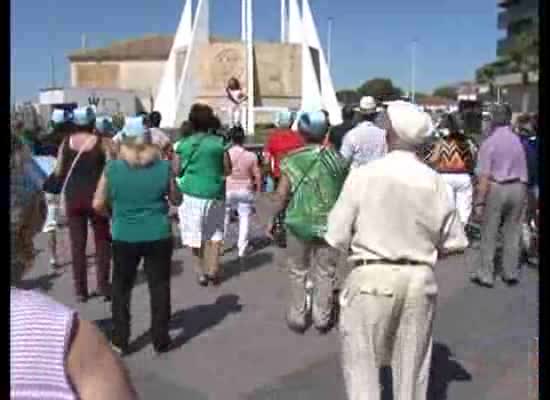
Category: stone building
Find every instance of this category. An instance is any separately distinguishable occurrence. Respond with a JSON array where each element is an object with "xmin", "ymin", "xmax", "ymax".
[{"xmin": 68, "ymin": 34, "xmax": 306, "ymax": 122}]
